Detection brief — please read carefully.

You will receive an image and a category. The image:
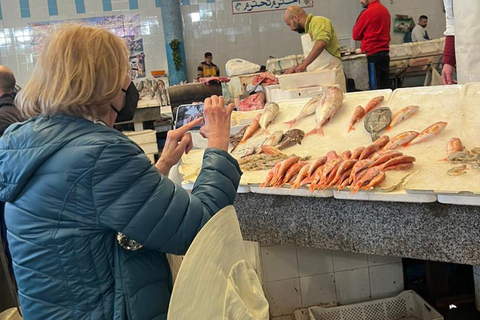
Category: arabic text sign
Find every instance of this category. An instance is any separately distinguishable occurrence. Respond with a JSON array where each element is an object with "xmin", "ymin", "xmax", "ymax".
[{"xmin": 232, "ymin": 0, "xmax": 314, "ymax": 15}]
